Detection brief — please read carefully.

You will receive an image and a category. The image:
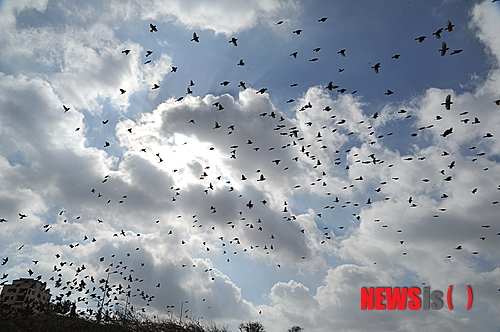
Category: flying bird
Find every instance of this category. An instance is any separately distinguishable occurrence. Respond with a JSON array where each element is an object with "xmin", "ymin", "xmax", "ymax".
[
  {"xmin": 122, "ymin": 49, "xmax": 130, "ymax": 55},
  {"xmin": 229, "ymin": 37, "xmax": 238, "ymax": 46},
  {"xmin": 149, "ymin": 24, "xmax": 158, "ymax": 32},
  {"xmin": 372, "ymin": 63, "xmax": 381, "ymax": 73},
  {"xmin": 432, "ymin": 28, "xmax": 444, "ymax": 39},
  {"xmin": 318, "ymin": 17, "xmax": 328, "ymax": 22},
  {"xmin": 326, "ymin": 81, "xmax": 339, "ymax": 91},
  {"xmin": 63, "ymin": 105, "xmax": 70, "ymax": 113},
  {"xmin": 191, "ymin": 32, "xmax": 200, "ymax": 42},
  {"xmin": 442, "ymin": 94, "xmax": 453, "ymax": 110},
  {"xmin": 450, "ymin": 49, "xmax": 463, "ymax": 55},
  {"xmin": 237, "ymin": 59, "xmax": 245, "ymax": 66},
  {"xmin": 441, "ymin": 127, "xmax": 453, "ymax": 137},
  {"xmin": 293, "ymin": 29, "xmax": 302, "ymax": 35},
  {"xmin": 439, "ymin": 41, "xmax": 449, "ymax": 56},
  {"xmin": 415, "ymin": 36, "xmax": 426, "ymax": 43},
  {"xmin": 445, "ymin": 20, "xmax": 454, "ymax": 32}
]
